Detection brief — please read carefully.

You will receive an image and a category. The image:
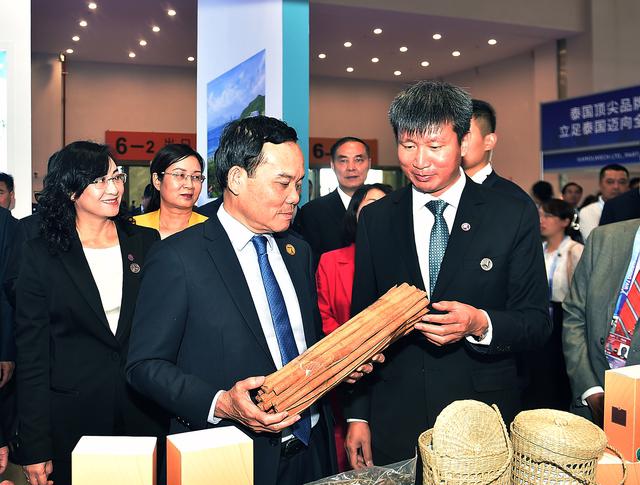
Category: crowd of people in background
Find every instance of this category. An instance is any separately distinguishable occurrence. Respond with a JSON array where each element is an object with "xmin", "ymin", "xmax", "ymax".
[{"xmin": 0, "ymin": 81, "xmax": 640, "ymax": 485}]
